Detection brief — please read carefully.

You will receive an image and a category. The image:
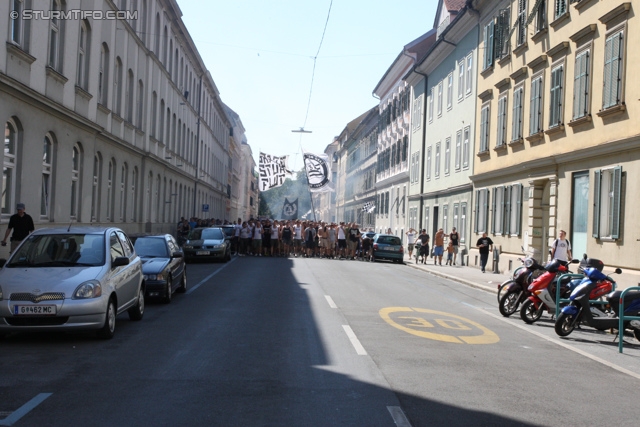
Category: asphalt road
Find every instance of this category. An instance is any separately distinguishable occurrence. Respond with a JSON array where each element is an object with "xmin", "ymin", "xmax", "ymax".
[{"xmin": 1, "ymin": 256, "xmax": 640, "ymax": 426}]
